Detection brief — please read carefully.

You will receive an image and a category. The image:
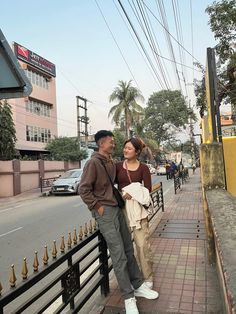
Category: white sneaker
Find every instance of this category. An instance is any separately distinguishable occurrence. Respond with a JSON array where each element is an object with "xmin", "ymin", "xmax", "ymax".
[
  {"xmin": 125, "ymin": 297, "xmax": 139, "ymax": 314},
  {"xmin": 144, "ymin": 281, "xmax": 153, "ymax": 289},
  {"xmin": 134, "ymin": 283, "xmax": 159, "ymax": 299}
]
